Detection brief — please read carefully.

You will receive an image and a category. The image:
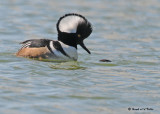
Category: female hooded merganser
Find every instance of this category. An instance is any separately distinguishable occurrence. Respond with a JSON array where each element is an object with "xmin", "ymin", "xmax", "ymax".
[{"xmin": 16, "ymin": 13, "xmax": 92, "ymax": 61}]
